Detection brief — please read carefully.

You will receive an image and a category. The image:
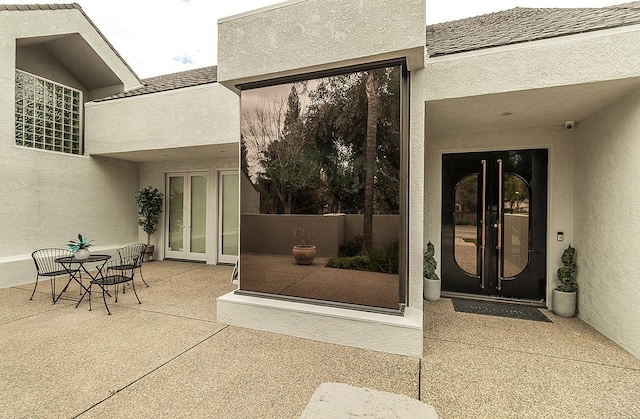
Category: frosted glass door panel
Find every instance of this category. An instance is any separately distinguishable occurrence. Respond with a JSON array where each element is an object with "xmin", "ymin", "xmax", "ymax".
[
  {"xmin": 190, "ymin": 175, "xmax": 207, "ymax": 254},
  {"xmin": 219, "ymin": 171, "xmax": 239, "ymax": 264}
]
